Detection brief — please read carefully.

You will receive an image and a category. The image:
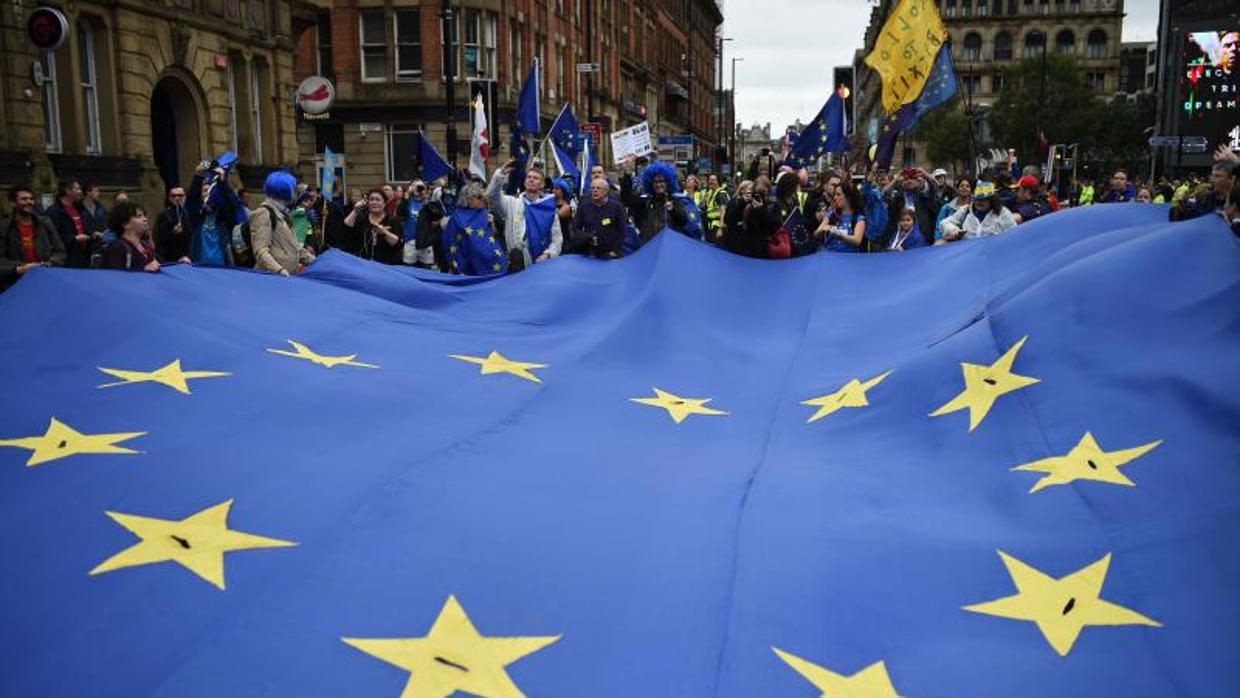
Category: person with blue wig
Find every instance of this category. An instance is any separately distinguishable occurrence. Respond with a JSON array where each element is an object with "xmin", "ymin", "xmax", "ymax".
[
  {"xmin": 250, "ymin": 170, "xmax": 315, "ymax": 276},
  {"xmin": 550, "ymin": 178, "xmax": 577, "ymax": 253},
  {"xmin": 620, "ymin": 158, "xmax": 688, "ymax": 243}
]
